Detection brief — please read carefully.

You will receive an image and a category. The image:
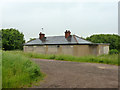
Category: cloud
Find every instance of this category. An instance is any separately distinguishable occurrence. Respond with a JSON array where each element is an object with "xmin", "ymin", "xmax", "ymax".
[
  {"xmin": 1, "ymin": 0, "xmax": 119, "ymax": 3},
  {"xmin": 1, "ymin": 2, "xmax": 118, "ymax": 41}
]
